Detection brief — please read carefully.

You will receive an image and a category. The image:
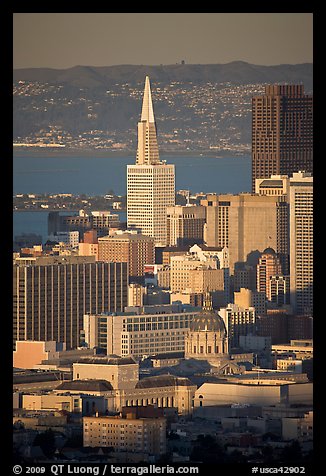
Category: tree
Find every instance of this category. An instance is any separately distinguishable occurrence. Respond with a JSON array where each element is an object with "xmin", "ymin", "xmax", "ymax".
[
  {"xmin": 33, "ymin": 429, "xmax": 56, "ymax": 458},
  {"xmin": 280, "ymin": 440, "xmax": 303, "ymax": 463},
  {"xmin": 190, "ymin": 434, "xmax": 226, "ymax": 463}
]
